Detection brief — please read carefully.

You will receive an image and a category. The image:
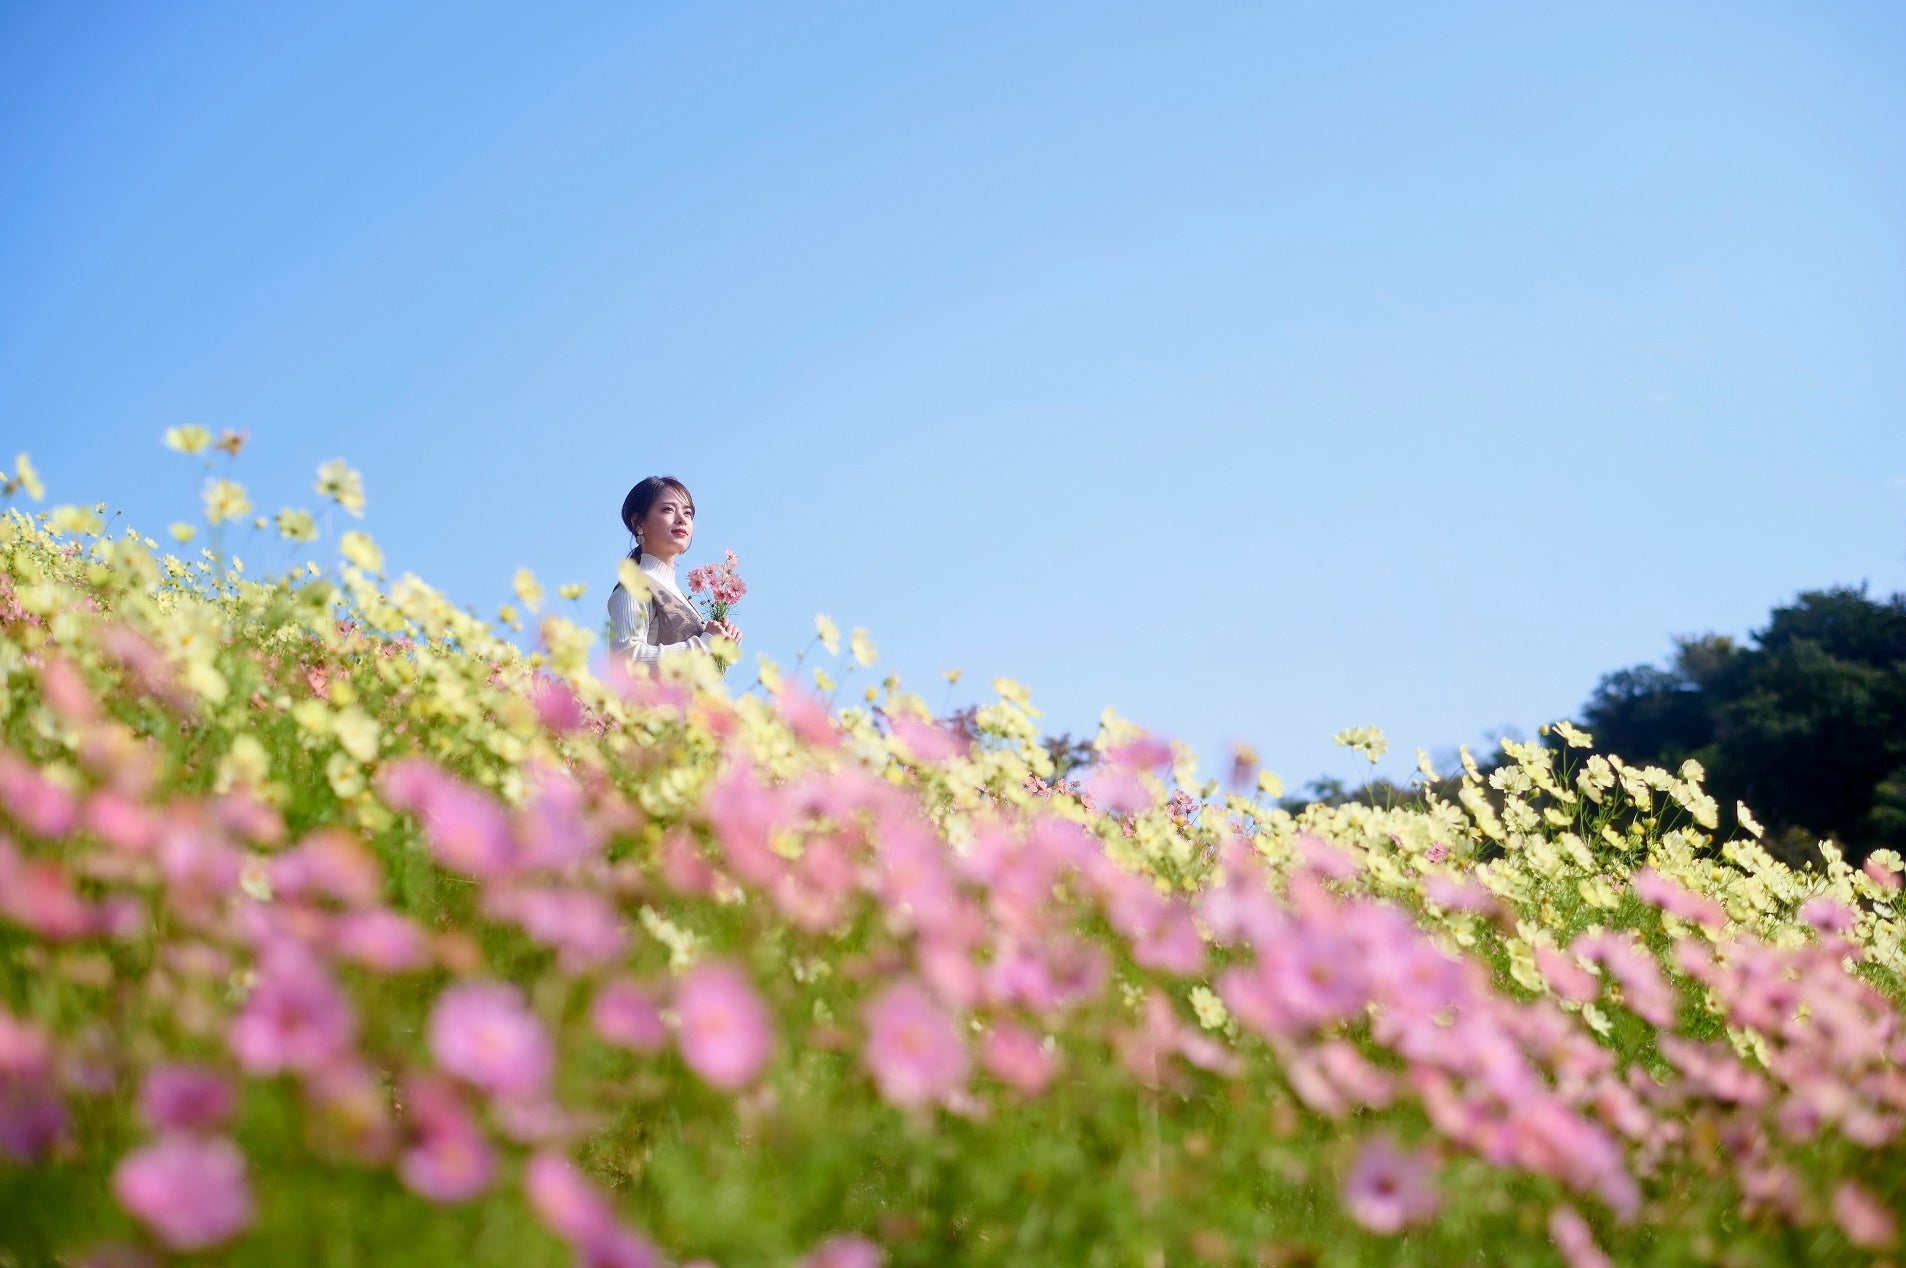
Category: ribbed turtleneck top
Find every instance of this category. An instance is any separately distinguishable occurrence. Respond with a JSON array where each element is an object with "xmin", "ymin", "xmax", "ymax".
[{"xmin": 606, "ymin": 552, "xmax": 711, "ymax": 664}]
